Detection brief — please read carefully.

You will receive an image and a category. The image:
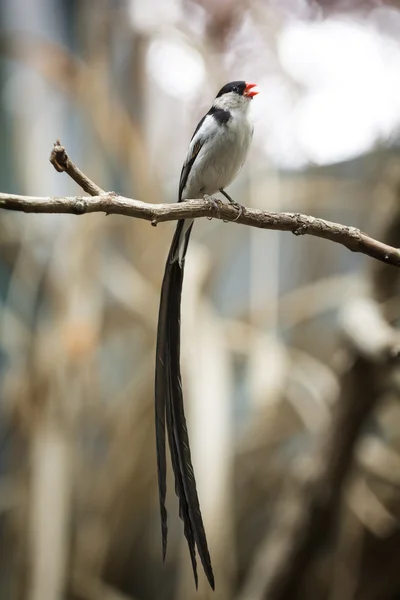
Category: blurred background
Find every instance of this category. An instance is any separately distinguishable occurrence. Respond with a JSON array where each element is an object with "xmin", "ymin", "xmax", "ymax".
[{"xmin": 1, "ymin": 0, "xmax": 400, "ymax": 599}]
